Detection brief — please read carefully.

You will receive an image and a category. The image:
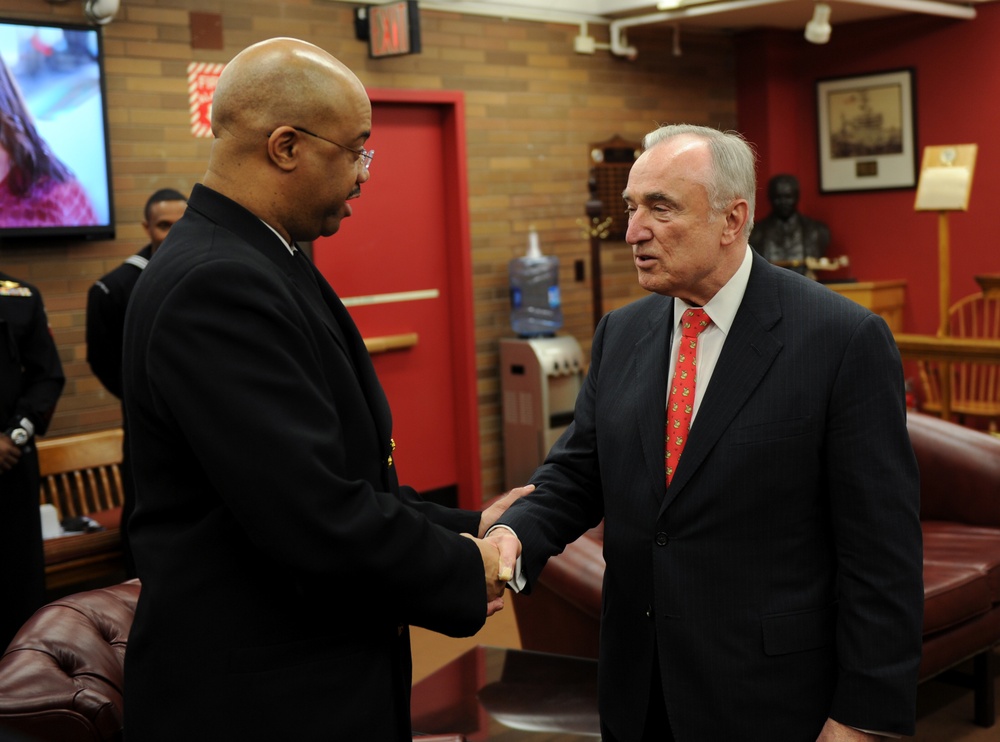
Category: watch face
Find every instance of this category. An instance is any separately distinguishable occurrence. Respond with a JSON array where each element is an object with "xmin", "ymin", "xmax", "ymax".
[{"xmin": 11, "ymin": 429, "xmax": 28, "ymax": 446}]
